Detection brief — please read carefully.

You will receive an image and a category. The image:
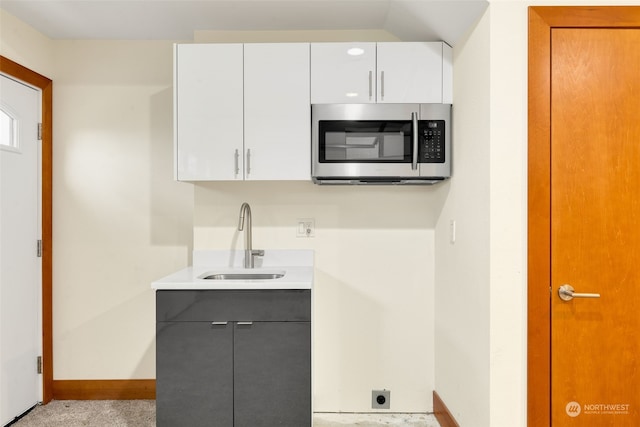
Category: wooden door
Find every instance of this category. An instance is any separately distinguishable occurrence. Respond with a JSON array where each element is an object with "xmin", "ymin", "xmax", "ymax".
[{"xmin": 529, "ymin": 7, "xmax": 640, "ymax": 427}]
